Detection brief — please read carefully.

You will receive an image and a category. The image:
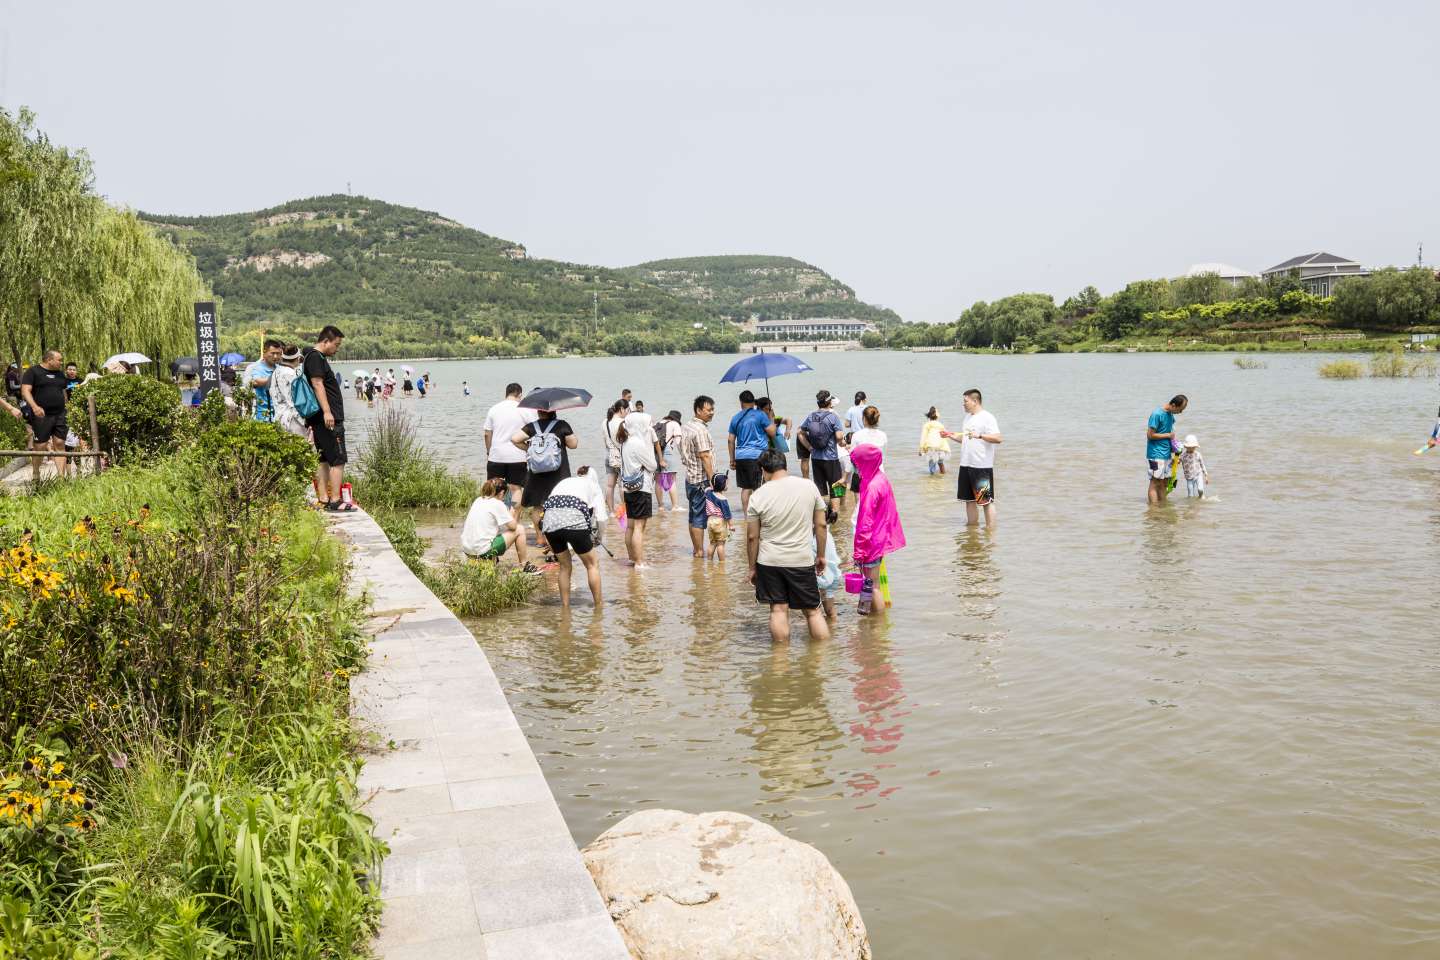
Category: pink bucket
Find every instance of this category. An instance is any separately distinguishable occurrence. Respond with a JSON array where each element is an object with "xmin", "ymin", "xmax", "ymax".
[{"xmin": 843, "ymin": 572, "xmax": 864, "ymax": 594}]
